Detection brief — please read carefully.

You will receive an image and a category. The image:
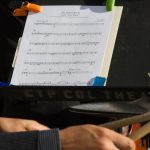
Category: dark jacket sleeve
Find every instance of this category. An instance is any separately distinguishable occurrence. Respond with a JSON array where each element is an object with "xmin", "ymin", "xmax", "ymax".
[{"xmin": 0, "ymin": 129, "xmax": 60, "ymax": 150}]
